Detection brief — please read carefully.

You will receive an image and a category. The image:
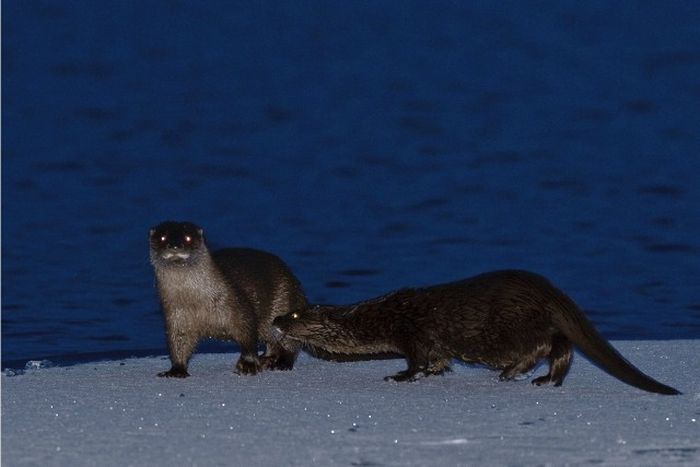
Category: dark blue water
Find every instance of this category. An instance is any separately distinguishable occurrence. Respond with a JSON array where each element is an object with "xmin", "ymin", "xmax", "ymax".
[{"xmin": 3, "ymin": 1, "xmax": 700, "ymax": 366}]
